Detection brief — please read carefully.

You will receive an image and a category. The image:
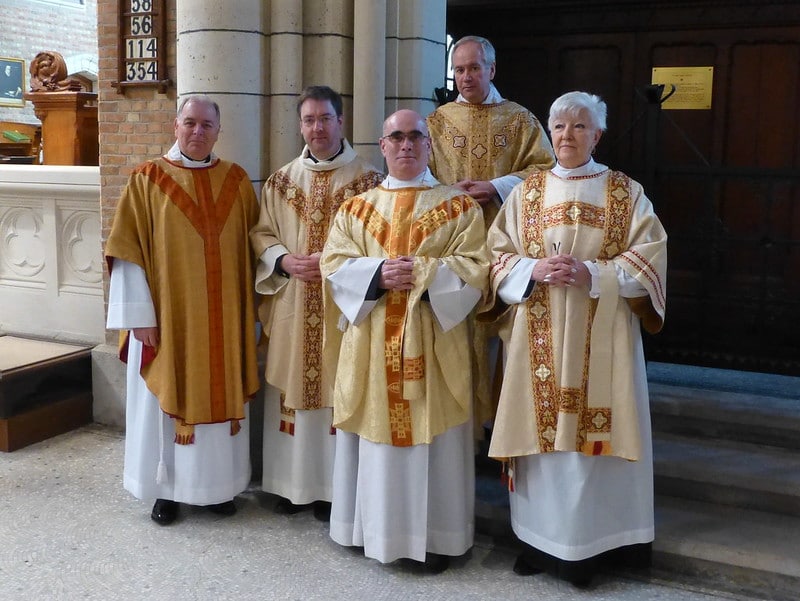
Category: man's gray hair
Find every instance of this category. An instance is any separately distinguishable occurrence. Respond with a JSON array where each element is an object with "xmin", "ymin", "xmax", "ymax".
[
  {"xmin": 177, "ymin": 95, "xmax": 221, "ymax": 122},
  {"xmin": 452, "ymin": 35, "xmax": 496, "ymax": 66},
  {"xmin": 548, "ymin": 91, "xmax": 607, "ymax": 132}
]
